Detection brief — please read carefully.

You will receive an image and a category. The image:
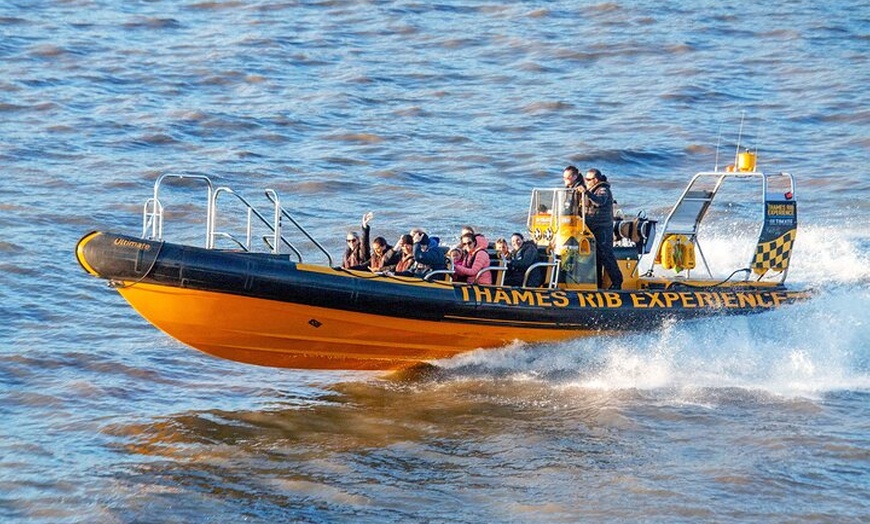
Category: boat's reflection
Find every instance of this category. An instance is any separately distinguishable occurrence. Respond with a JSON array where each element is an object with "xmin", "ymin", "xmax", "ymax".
[{"xmin": 107, "ymin": 360, "xmax": 630, "ymax": 461}]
